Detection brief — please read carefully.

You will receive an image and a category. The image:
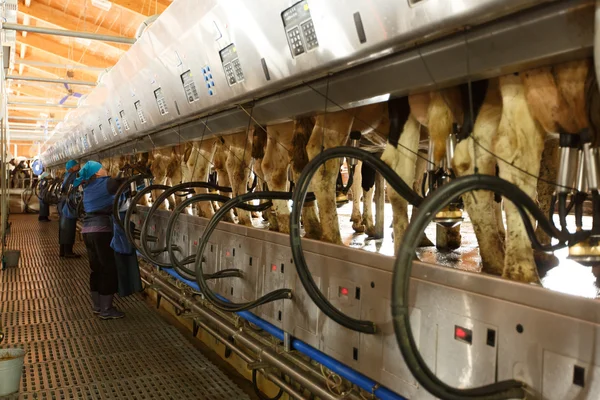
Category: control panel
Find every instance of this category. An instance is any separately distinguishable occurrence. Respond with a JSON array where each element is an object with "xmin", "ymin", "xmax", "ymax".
[
  {"xmin": 154, "ymin": 87, "xmax": 169, "ymax": 115},
  {"xmin": 181, "ymin": 70, "xmax": 200, "ymax": 103},
  {"xmin": 282, "ymin": 1, "xmax": 319, "ymax": 58},
  {"xmin": 219, "ymin": 44, "xmax": 244, "ymax": 86},
  {"xmin": 108, "ymin": 118, "xmax": 117, "ymax": 136},
  {"xmin": 91, "ymin": 129, "xmax": 99, "ymax": 145},
  {"xmin": 99, "ymin": 124, "xmax": 108, "ymax": 142},
  {"xmin": 134, "ymin": 101, "xmax": 147, "ymax": 124},
  {"xmin": 119, "ymin": 110, "xmax": 130, "ymax": 131}
]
